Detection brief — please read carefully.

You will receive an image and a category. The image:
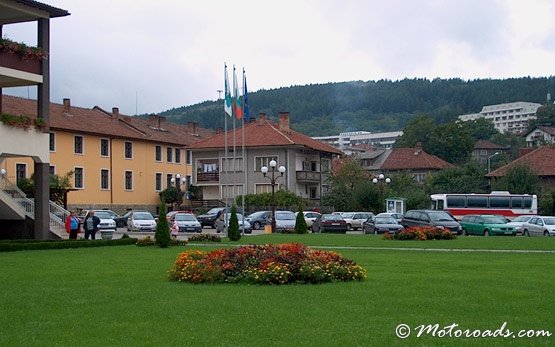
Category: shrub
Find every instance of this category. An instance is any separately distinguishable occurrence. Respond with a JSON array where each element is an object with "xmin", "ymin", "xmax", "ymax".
[
  {"xmin": 169, "ymin": 243, "xmax": 366, "ymax": 285},
  {"xmin": 382, "ymin": 226, "xmax": 456, "ymax": 241},
  {"xmin": 294, "ymin": 206, "xmax": 308, "ymax": 234},
  {"xmin": 136, "ymin": 236, "xmax": 155, "ymax": 247},
  {"xmin": 0, "ymin": 238, "xmax": 136, "ymax": 252},
  {"xmin": 155, "ymin": 200, "xmax": 171, "ymax": 248},
  {"xmin": 227, "ymin": 204, "xmax": 241, "ymax": 241},
  {"xmin": 187, "ymin": 234, "xmax": 222, "ymax": 243}
]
